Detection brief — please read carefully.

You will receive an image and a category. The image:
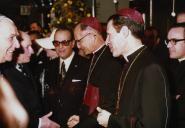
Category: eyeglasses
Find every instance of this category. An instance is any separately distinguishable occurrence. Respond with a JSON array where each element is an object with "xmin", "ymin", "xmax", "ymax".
[
  {"xmin": 52, "ymin": 40, "xmax": 72, "ymax": 47},
  {"xmin": 165, "ymin": 38, "xmax": 185, "ymax": 45},
  {"xmin": 75, "ymin": 33, "xmax": 91, "ymax": 44}
]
